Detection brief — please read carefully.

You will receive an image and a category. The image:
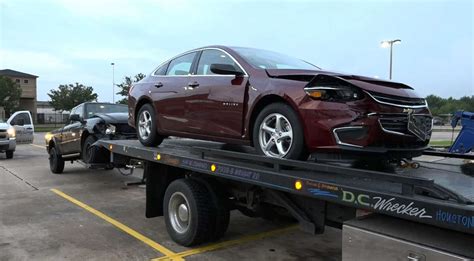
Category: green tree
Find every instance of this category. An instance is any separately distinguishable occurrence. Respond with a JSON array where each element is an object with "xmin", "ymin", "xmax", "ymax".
[
  {"xmin": 116, "ymin": 73, "xmax": 146, "ymax": 104},
  {"xmin": 48, "ymin": 83, "xmax": 98, "ymax": 111},
  {"xmin": 0, "ymin": 76, "xmax": 22, "ymax": 117},
  {"xmin": 426, "ymin": 95, "xmax": 474, "ymax": 115}
]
